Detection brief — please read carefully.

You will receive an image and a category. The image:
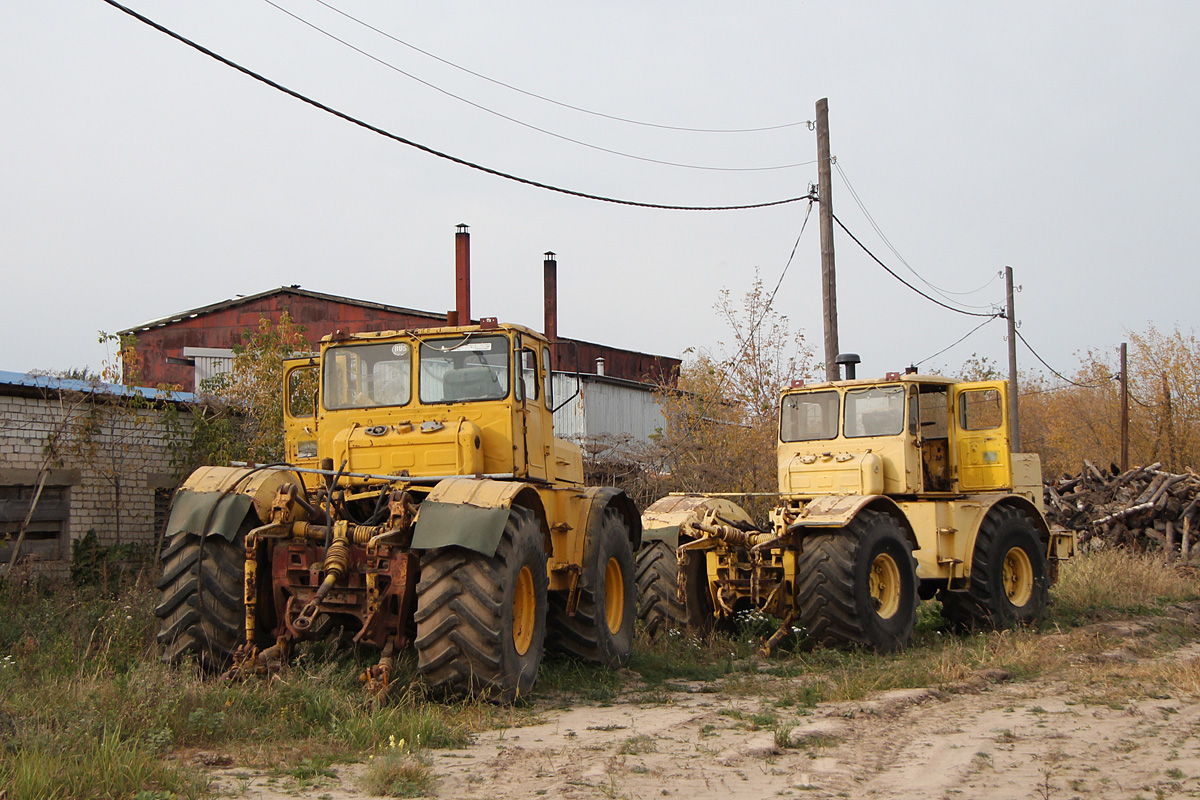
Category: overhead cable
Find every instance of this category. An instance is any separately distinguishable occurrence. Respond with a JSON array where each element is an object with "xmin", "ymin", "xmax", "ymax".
[
  {"xmin": 262, "ymin": 0, "xmax": 811, "ymax": 172},
  {"xmin": 1014, "ymin": 329, "xmax": 1116, "ymax": 389},
  {"xmin": 830, "ymin": 213, "xmax": 999, "ymax": 318},
  {"xmin": 834, "ymin": 161, "xmax": 998, "ymax": 308},
  {"xmin": 310, "ymin": 0, "xmax": 809, "ymax": 135},
  {"xmin": 99, "ymin": 0, "xmax": 809, "ymax": 212},
  {"xmin": 913, "ymin": 316, "xmax": 998, "ymax": 367}
]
